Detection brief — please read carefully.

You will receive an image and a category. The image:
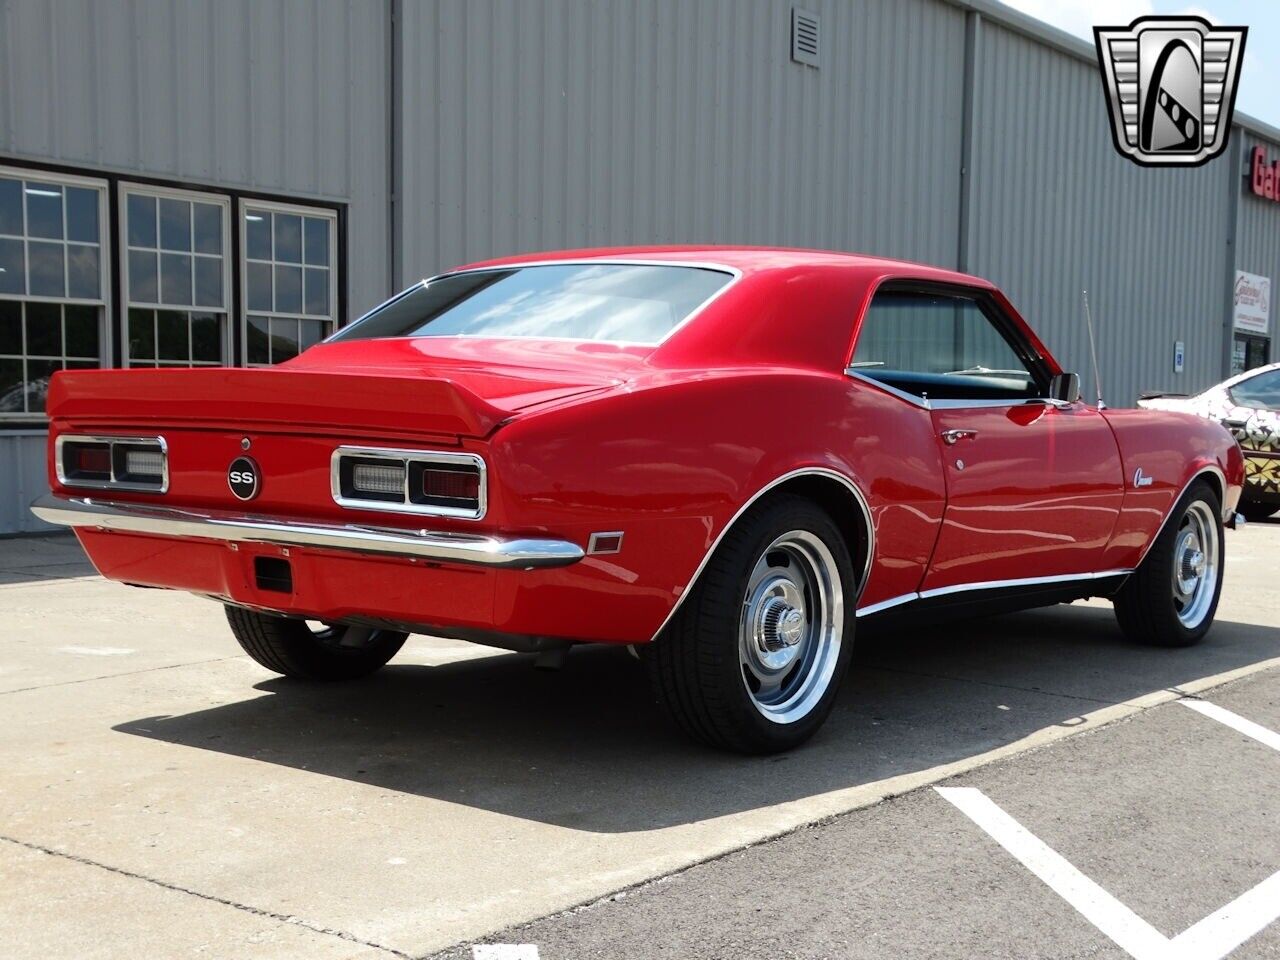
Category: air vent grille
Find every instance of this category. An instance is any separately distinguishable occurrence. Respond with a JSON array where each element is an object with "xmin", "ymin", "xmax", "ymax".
[{"xmin": 792, "ymin": 7, "xmax": 820, "ymax": 67}]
